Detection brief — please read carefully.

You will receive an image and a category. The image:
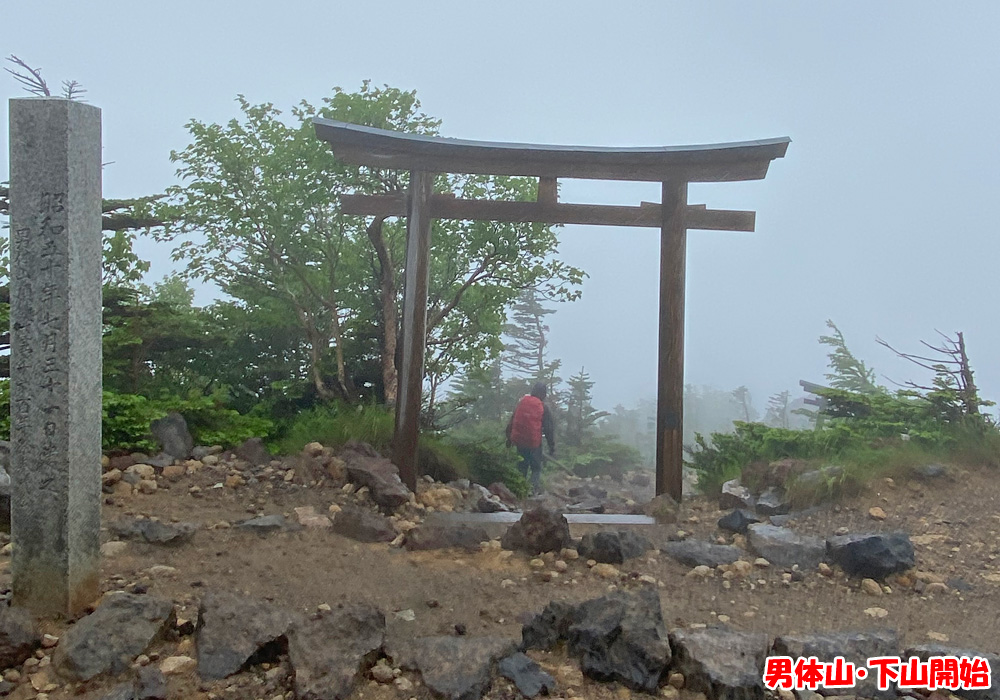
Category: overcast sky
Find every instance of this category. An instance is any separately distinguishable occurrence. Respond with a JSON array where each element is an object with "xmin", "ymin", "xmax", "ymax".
[{"xmin": 4, "ymin": 2, "xmax": 999, "ymax": 413}]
